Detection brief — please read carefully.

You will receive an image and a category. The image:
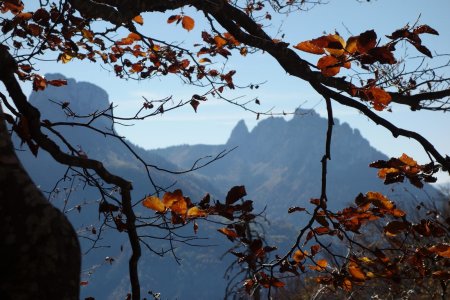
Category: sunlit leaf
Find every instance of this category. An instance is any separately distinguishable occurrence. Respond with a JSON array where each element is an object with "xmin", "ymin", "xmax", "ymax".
[
  {"xmin": 294, "ymin": 41, "xmax": 325, "ymax": 55},
  {"xmin": 218, "ymin": 227, "xmax": 238, "ymax": 241},
  {"xmin": 348, "ymin": 261, "xmax": 366, "ymax": 281},
  {"xmin": 317, "ymin": 55, "xmax": 341, "ymax": 77},
  {"xmin": 309, "ymin": 259, "xmax": 327, "ymax": 271},
  {"xmin": 142, "ymin": 195, "xmax": 166, "ymax": 212},
  {"xmin": 133, "ymin": 15, "xmax": 144, "ymax": 25},
  {"xmin": 181, "ymin": 15, "xmax": 195, "ymax": 31},
  {"xmin": 214, "ymin": 35, "xmax": 227, "ymax": 48},
  {"xmin": 293, "ymin": 249, "xmax": 307, "ymax": 262},
  {"xmin": 187, "ymin": 206, "xmax": 207, "ymax": 218}
]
